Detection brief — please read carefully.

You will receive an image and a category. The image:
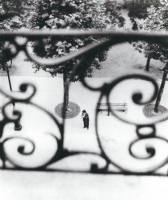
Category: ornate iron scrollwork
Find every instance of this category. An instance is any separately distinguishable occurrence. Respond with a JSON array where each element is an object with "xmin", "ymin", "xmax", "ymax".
[{"xmin": 0, "ymin": 30, "xmax": 168, "ymax": 175}]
